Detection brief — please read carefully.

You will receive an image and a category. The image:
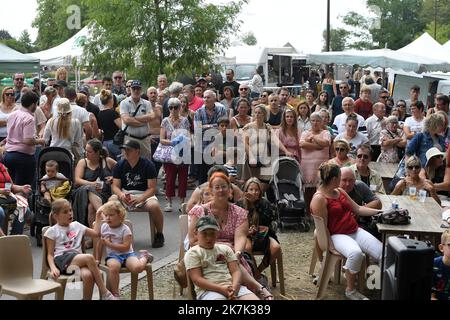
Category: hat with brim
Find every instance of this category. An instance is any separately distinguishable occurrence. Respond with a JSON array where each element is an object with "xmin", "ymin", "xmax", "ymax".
[
  {"xmin": 120, "ymin": 140, "xmax": 140, "ymax": 150},
  {"xmin": 195, "ymin": 216, "xmax": 220, "ymax": 232},
  {"xmin": 57, "ymin": 98, "xmax": 72, "ymax": 115},
  {"xmin": 425, "ymin": 147, "xmax": 446, "ymax": 167}
]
